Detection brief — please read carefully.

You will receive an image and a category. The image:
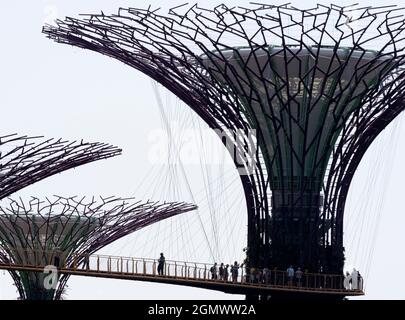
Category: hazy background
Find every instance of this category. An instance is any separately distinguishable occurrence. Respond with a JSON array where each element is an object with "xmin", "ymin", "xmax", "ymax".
[{"xmin": 0, "ymin": 0, "xmax": 404, "ymax": 300}]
